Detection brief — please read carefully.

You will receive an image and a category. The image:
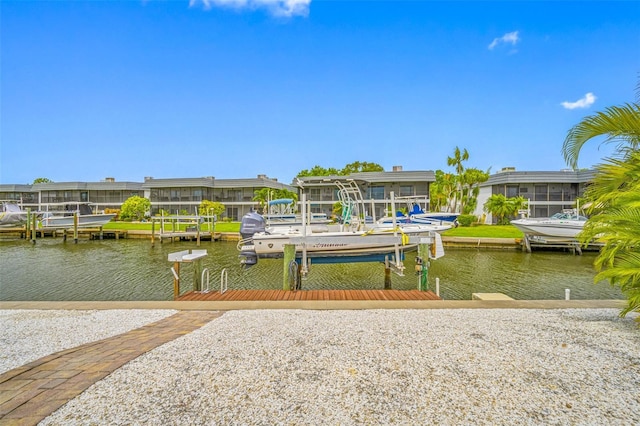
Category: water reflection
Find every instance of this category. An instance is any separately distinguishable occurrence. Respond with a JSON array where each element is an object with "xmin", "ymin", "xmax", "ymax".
[{"xmin": 0, "ymin": 238, "xmax": 622, "ymax": 301}]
